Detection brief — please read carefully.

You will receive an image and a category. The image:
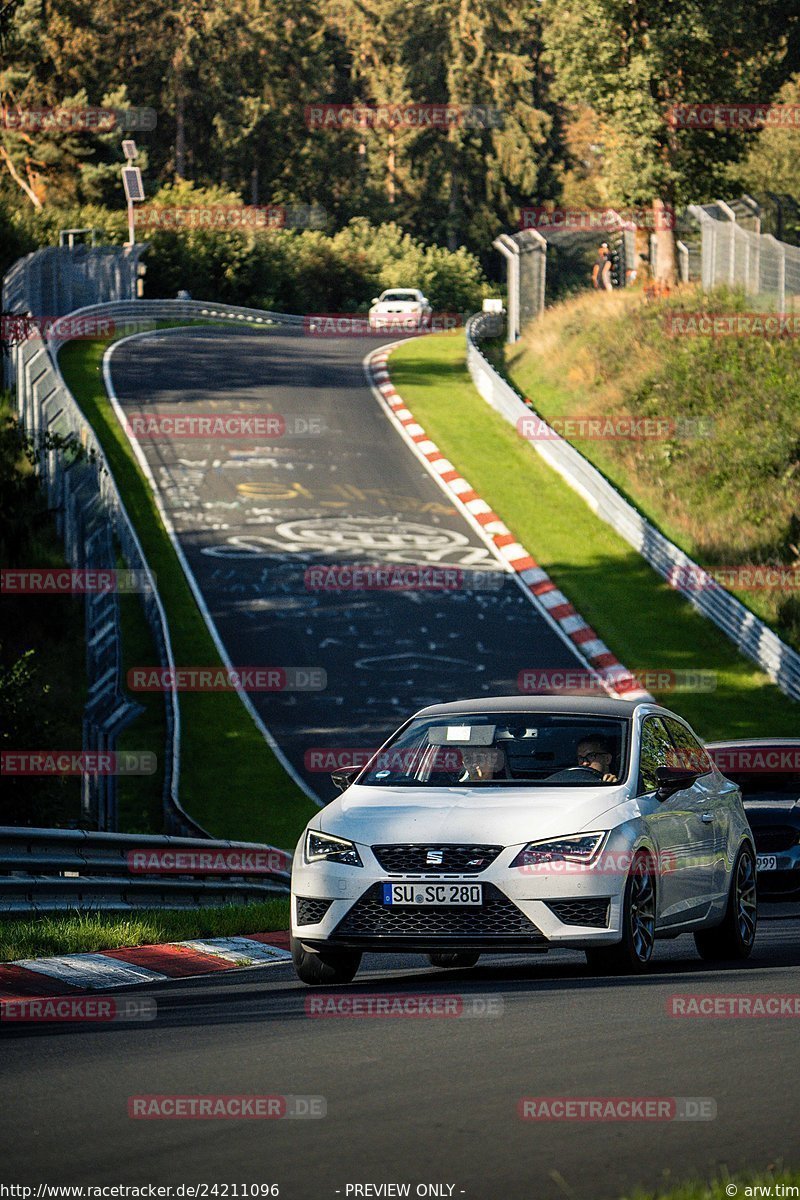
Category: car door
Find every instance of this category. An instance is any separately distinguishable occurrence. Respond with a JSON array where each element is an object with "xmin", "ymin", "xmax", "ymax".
[
  {"xmin": 663, "ymin": 717, "xmax": 734, "ymax": 905},
  {"xmin": 637, "ymin": 716, "xmax": 715, "ymax": 927}
]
